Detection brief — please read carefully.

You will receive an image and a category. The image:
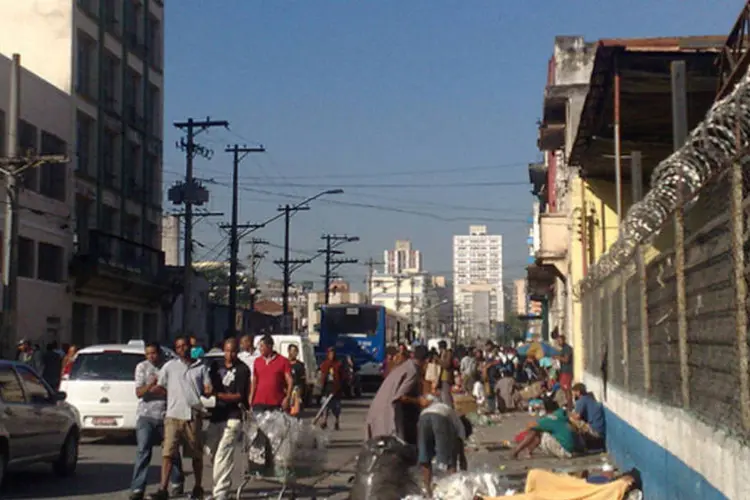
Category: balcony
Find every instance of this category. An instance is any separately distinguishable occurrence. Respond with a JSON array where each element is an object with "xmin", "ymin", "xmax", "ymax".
[
  {"xmin": 536, "ymin": 213, "xmax": 568, "ymax": 276},
  {"xmin": 70, "ymin": 230, "xmax": 169, "ymax": 300}
]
